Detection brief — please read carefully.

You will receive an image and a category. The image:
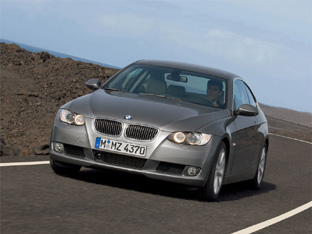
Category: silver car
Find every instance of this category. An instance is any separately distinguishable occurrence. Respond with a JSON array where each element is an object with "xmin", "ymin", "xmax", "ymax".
[{"xmin": 49, "ymin": 60, "xmax": 269, "ymax": 201}]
